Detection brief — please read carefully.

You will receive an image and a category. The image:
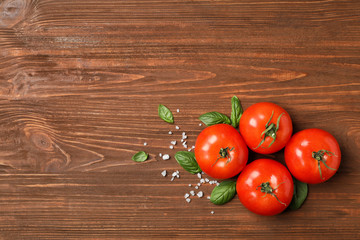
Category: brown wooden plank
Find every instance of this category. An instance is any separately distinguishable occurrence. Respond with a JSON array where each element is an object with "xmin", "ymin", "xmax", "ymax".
[{"xmin": 0, "ymin": 0, "xmax": 359, "ymax": 239}]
